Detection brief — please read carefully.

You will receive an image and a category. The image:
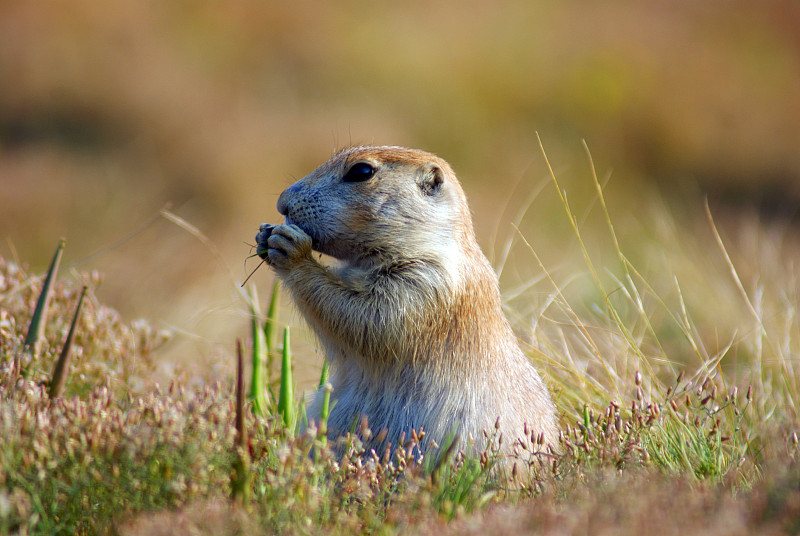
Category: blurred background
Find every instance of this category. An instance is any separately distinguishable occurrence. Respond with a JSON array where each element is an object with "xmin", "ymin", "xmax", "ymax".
[{"xmin": 2, "ymin": 0, "xmax": 798, "ymax": 389}]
